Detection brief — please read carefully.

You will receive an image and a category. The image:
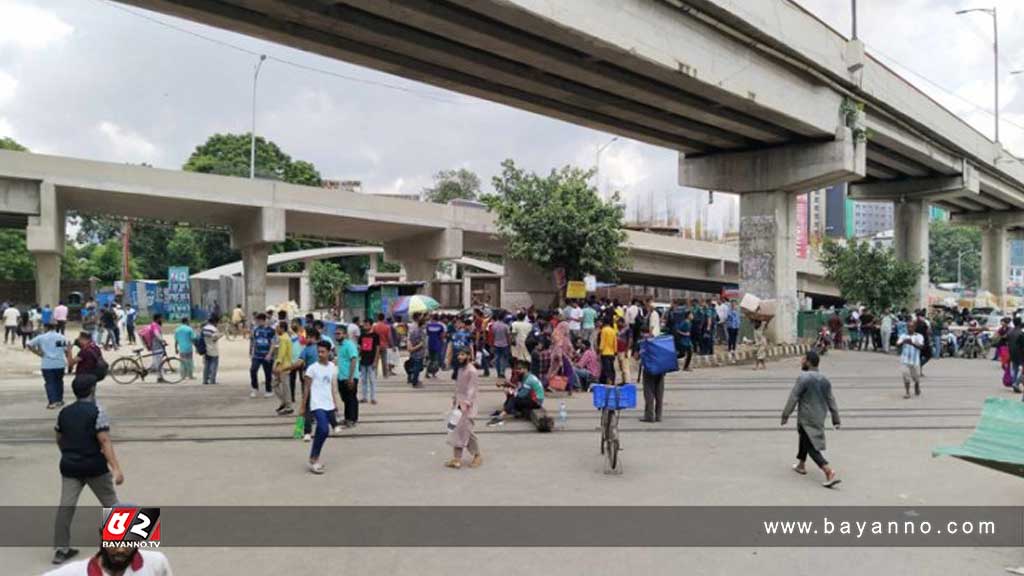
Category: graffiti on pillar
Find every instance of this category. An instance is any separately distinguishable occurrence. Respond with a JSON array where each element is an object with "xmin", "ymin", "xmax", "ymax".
[
  {"xmin": 739, "ymin": 214, "xmax": 777, "ymax": 299},
  {"xmin": 166, "ymin": 267, "xmax": 191, "ymax": 321}
]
